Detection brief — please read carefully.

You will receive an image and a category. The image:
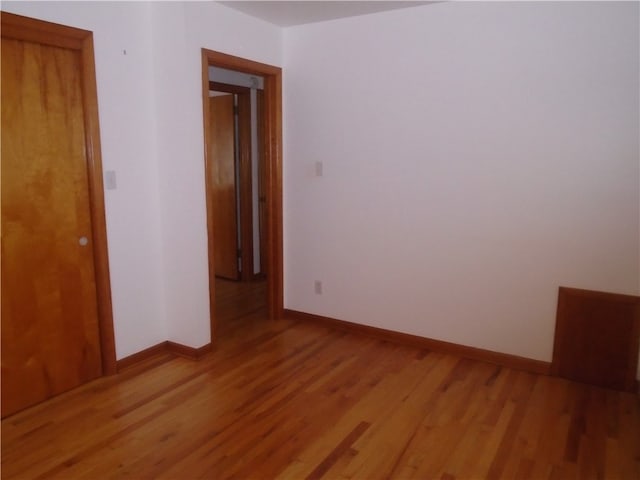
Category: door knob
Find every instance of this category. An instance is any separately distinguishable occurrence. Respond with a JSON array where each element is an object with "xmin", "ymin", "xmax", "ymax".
[{"xmin": 78, "ymin": 236, "xmax": 89, "ymax": 246}]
